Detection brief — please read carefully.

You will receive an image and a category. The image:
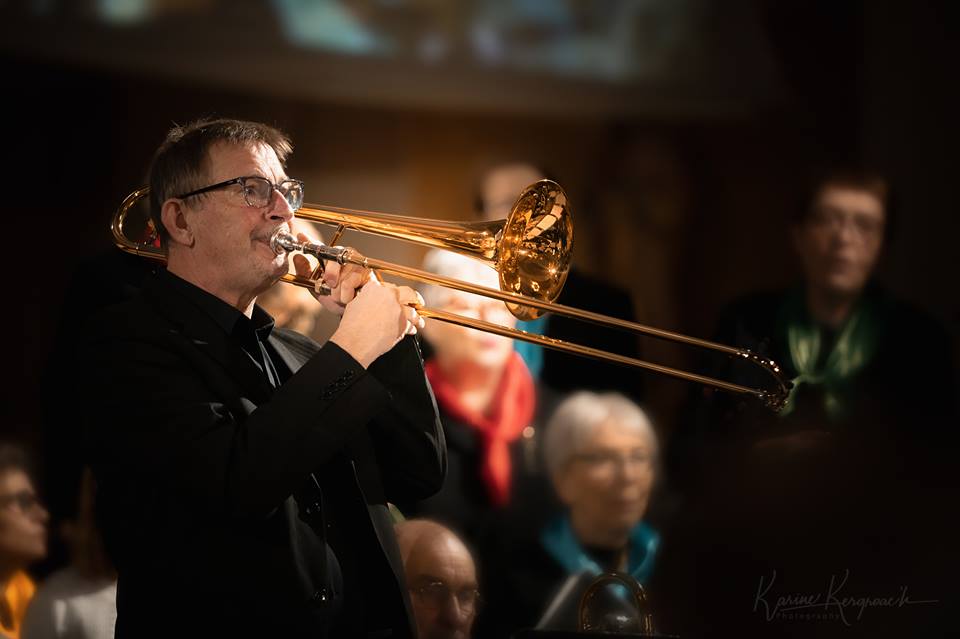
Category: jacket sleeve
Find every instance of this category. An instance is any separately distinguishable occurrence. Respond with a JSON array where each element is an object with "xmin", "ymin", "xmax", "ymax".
[
  {"xmin": 80, "ymin": 317, "xmax": 396, "ymax": 522},
  {"xmin": 364, "ymin": 335, "xmax": 447, "ymax": 503}
]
